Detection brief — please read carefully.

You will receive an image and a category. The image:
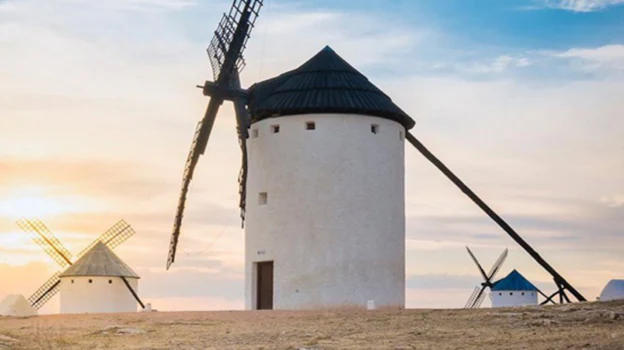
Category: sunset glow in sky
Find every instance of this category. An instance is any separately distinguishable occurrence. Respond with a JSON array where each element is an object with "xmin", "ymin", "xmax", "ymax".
[{"xmin": 1, "ymin": 0, "xmax": 623, "ymax": 313}]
